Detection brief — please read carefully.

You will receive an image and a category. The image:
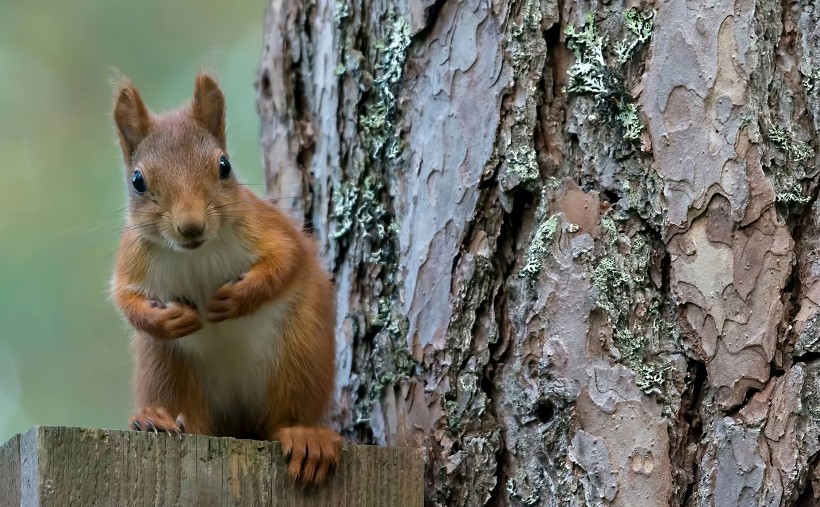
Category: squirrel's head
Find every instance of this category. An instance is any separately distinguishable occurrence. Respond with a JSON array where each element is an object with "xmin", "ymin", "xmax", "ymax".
[{"xmin": 113, "ymin": 73, "xmax": 241, "ymax": 251}]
